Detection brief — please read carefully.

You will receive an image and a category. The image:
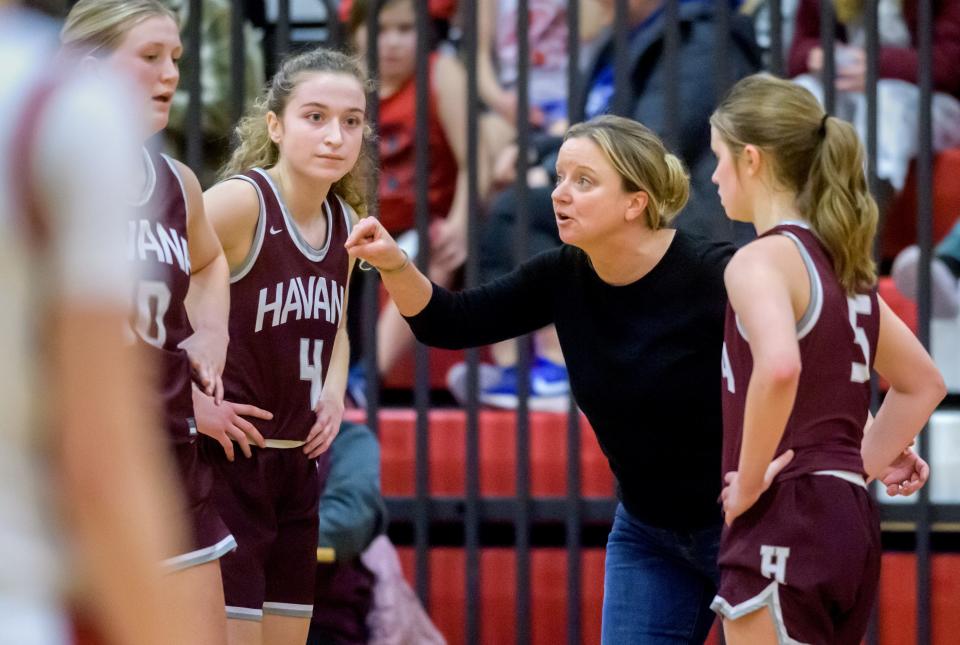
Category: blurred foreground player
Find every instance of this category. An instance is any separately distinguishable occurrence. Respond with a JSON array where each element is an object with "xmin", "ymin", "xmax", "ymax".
[{"xmin": 0, "ymin": 3, "xmax": 193, "ymax": 645}]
